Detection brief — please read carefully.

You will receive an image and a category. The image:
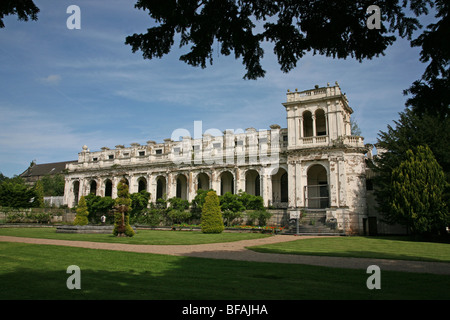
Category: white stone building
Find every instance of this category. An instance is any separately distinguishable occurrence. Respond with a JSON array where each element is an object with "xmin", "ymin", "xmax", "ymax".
[{"xmin": 63, "ymin": 83, "xmax": 368, "ymax": 234}]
